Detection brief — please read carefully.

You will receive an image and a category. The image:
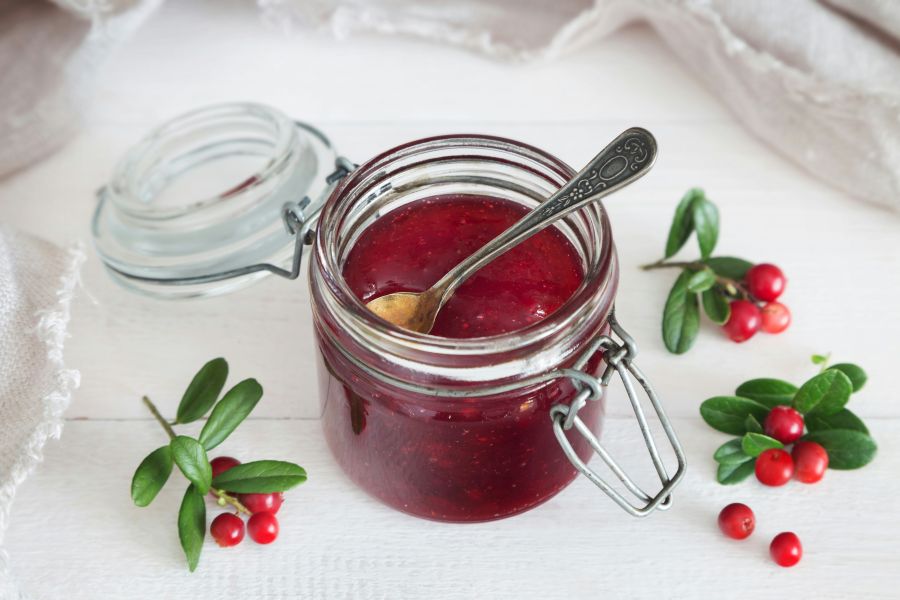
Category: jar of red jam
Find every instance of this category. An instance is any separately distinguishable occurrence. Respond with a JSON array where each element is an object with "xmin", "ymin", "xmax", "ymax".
[{"xmin": 93, "ymin": 102, "xmax": 685, "ymax": 523}]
